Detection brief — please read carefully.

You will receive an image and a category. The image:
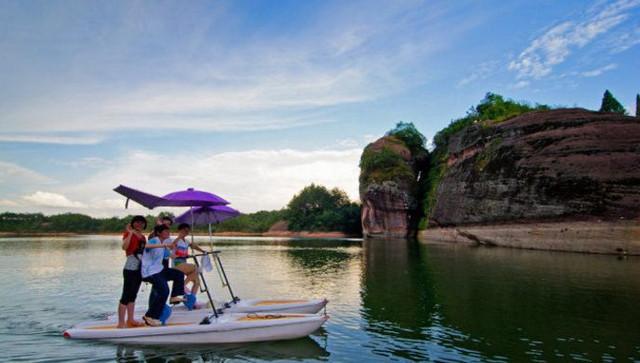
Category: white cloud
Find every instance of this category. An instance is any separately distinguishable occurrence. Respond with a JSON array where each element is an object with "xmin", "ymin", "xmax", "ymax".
[
  {"xmin": 0, "ymin": 133, "xmax": 104, "ymax": 145},
  {"xmin": 0, "ymin": 2, "xmax": 478, "ymax": 134},
  {"xmin": 580, "ymin": 63, "xmax": 617, "ymax": 77},
  {"xmin": 336, "ymin": 138, "xmax": 361, "ymax": 148},
  {"xmin": 511, "ymin": 80, "xmax": 531, "ymax": 89},
  {"xmin": 457, "ymin": 61, "xmax": 500, "ymax": 87},
  {"xmin": 22, "ymin": 191, "xmax": 87, "ymax": 208},
  {"xmin": 0, "ymin": 161, "xmax": 52, "ymax": 185},
  {"xmin": 608, "ymin": 26, "xmax": 640, "ymax": 53},
  {"xmin": 57, "ymin": 157, "xmax": 113, "ymax": 169},
  {"xmin": 0, "ymin": 199, "xmax": 19, "ymax": 207},
  {"xmin": 509, "ymin": 0, "xmax": 640, "ymax": 80}
]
